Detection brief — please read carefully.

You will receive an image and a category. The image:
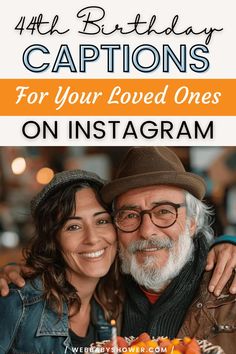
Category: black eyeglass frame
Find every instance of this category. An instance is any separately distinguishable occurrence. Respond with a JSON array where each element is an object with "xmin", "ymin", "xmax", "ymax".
[{"xmin": 113, "ymin": 202, "xmax": 186, "ymax": 233}]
